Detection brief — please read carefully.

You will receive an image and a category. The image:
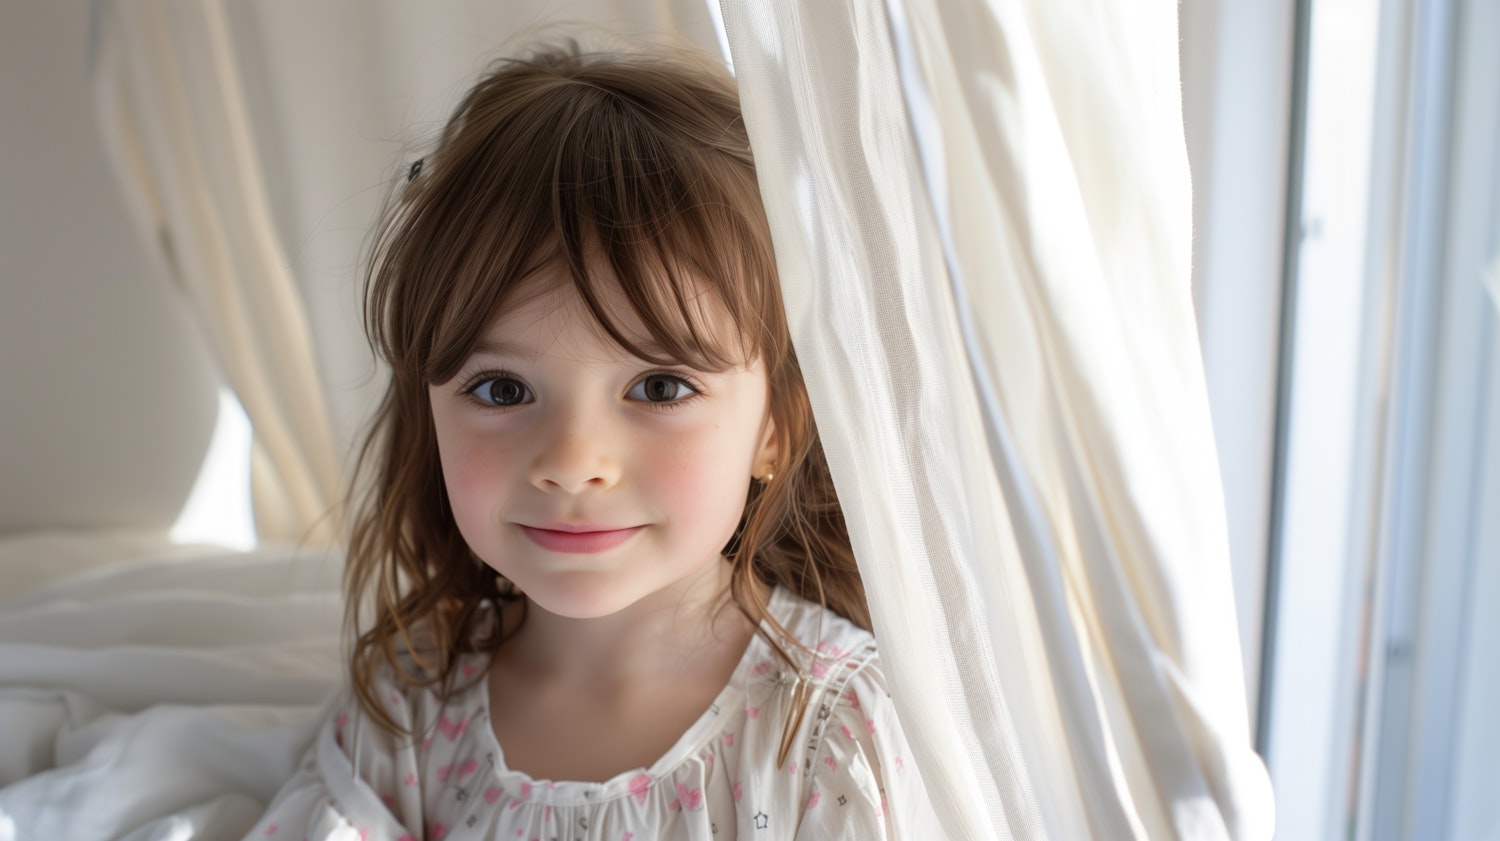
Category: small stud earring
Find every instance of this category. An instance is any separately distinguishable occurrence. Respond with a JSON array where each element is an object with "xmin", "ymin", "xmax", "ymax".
[{"xmin": 756, "ymin": 467, "xmax": 775, "ymax": 484}]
